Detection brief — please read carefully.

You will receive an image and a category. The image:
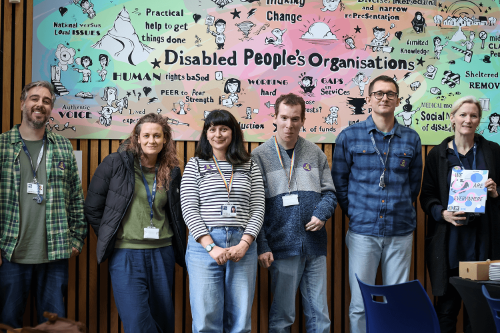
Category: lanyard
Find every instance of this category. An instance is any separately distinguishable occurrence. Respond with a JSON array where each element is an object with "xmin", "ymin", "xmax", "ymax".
[
  {"xmin": 19, "ymin": 133, "xmax": 46, "ymax": 184},
  {"xmin": 452, "ymin": 139, "xmax": 477, "ymax": 170},
  {"xmin": 273, "ymin": 136, "xmax": 295, "ymax": 193},
  {"xmin": 138, "ymin": 159, "xmax": 158, "ymax": 227},
  {"xmin": 369, "ymin": 132, "xmax": 394, "ymax": 188},
  {"xmin": 213, "ymin": 155, "xmax": 234, "ymax": 203}
]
